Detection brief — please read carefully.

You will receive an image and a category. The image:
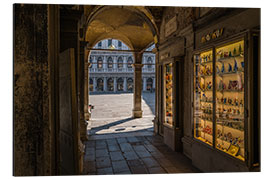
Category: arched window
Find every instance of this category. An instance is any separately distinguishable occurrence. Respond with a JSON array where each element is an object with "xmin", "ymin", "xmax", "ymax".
[
  {"xmin": 118, "ymin": 57, "xmax": 123, "ymax": 69},
  {"xmin": 146, "ymin": 78, "xmax": 153, "ymax": 91},
  {"xmin": 117, "ymin": 78, "xmax": 124, "ymax": 91},
  {"xmin": 98, "ymin": 41, "xmax": 102, "ymax": 48},
  {"xmin": 97, "ymin": 78, "xmax": 104, "ymax": 91},
  {"xmin": 127, "ymin": 78, "xmax": 133, "ymax": 92},
  {"xmin": 97, "ymin": 57, "xmax": 103, "ymax": 69},
  {"xmin": 127, "ymin": 57, "xmax": 133, "ymax": 69},
  {"xmin": 147, "ymin": 57, "xmax": 153, "ymax": 69},
  {"xmin": 89, "ymin": 78, "xmax": 93, "ymax": 92},
  {"xmin": 89, "ymin": 56, "xmax": 93, "ymax": 68},
  {"xmin": 107, "ymin": 78, "xmax": 114, "ymax": 91},
  {"xmin": 107, "ymin": 57, "xmax": 113, "ymax": 69}
]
